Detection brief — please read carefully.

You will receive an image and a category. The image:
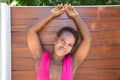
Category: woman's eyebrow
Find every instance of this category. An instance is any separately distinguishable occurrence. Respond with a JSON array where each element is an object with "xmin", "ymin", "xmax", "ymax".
[
  {"xmin": 68, "ymin": 43, "xmax": 72, "ymax": 45},
  {"xmin": 61, "ymin": 36, "xmax": 65, "ymax": 40}
]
